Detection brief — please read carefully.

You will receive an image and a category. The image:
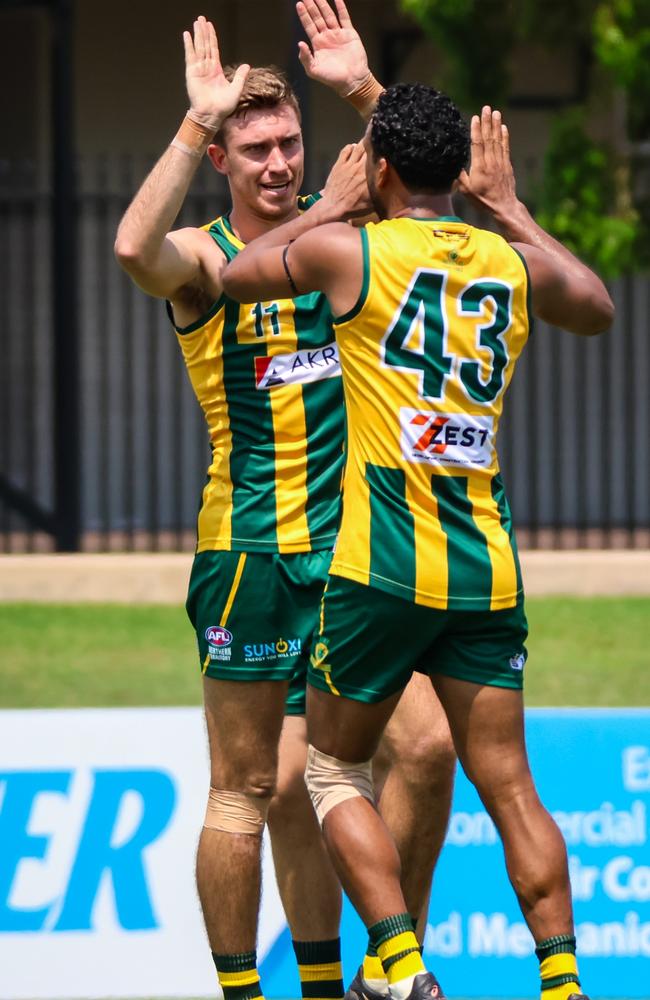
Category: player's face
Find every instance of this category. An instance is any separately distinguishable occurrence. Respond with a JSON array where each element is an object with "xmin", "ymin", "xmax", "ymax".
[{"xmin": 212, "ymin": 105, "xmax": 304, "ymax": 220}]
